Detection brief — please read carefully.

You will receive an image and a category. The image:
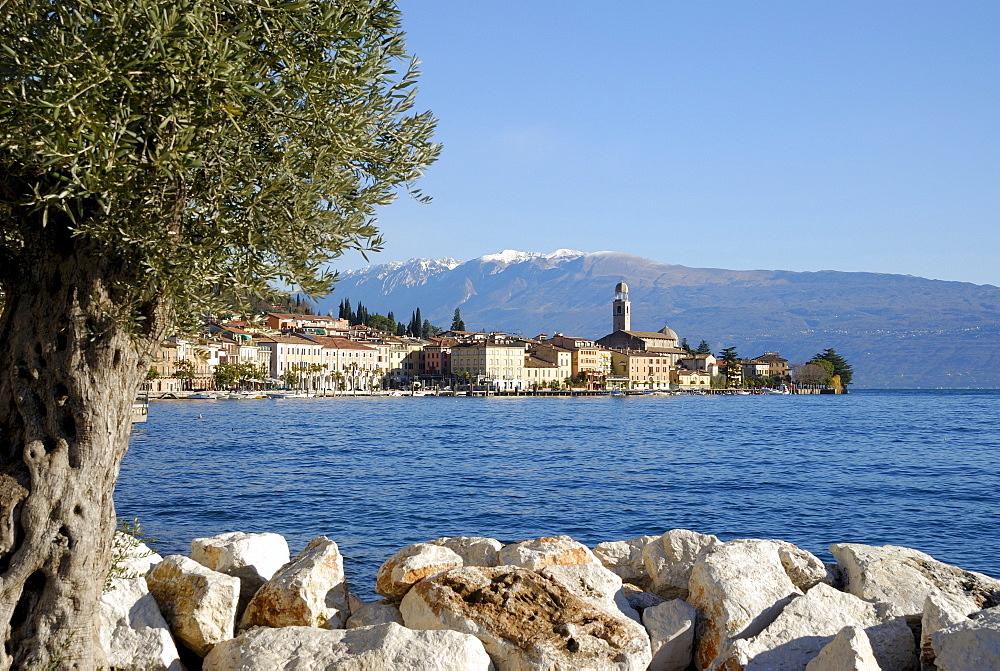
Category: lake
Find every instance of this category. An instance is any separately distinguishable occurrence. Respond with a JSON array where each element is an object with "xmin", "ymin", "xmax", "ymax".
[{"xmin": 117, "ymin": 389, "xmax": 1000, "ymax": 597}]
